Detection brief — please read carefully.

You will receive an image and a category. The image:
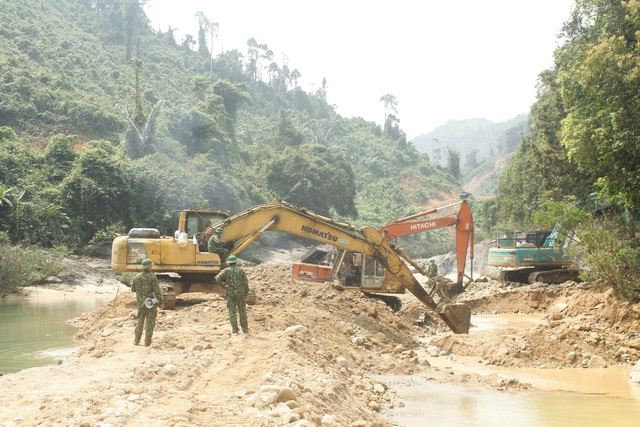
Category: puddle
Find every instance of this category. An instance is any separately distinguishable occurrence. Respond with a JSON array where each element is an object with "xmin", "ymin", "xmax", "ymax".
[
  {"xmin": 389, "ymin": 313, "xmax": 640, "ymax": 426},
  {"xmin": 470, "ymin": 313, "xmax": 544, "ymax": 332},
  {"xmin": 382, "ymin": 373, "xmax": 640, "ymax": 427}
]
